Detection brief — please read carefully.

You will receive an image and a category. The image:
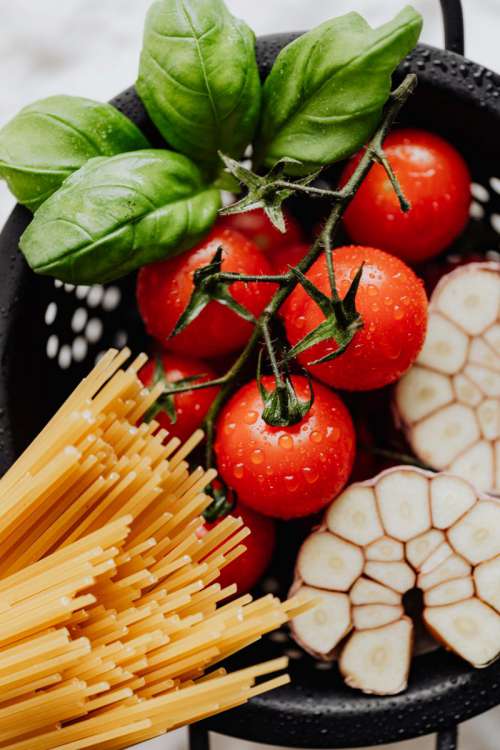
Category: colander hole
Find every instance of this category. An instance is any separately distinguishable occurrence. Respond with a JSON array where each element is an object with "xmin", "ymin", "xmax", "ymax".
[
  {"xmin": 85, "ymin": 319, "xmax": 103, "ymax": 343},
  {"xmin": 113, "ymin": 330, "xmax": 128, "ymax": 348},
  {"xmin": 64, "ymin": 284, "xmax": 75, "ymax": 293},
  {"xmin": 72, "ymin": 337, "xmax": 88, "ymax": 362},
  {"xmin": 87, "ymin": 285, "xmax": 104, "ymax": 308},
  {"xmin": 315, "ymin": 661, "xmax": 333, "ymax": 671},
  {"xmin": 261, "ymin": 577, "xmax": 279, "ymax": 594},
  {"xmin": 44, "ymin": 302, "xmax": 57, "ymax": 325},
  {"xmin": 269, "ymin": 630, "xmax": 289, "ymax": 644},
  {"xmin": 46, "ymin": 334, "xmax": 59, "ymax": 359},
  {"xmin": 58, "ymin": 345, "xmax": 72, "ymax": 369},
  {"xmin": 470, "ymin": 182, "xmax": 489, "ymax": 202},
  {"xmin": 470, "ymin": 201, "xmax": 485, "ymax": 220},
  {"xmin": 72, "ymin": 308, "xmax": 88, "ymax": 333},
  {"xmin": 490, "ymin": 177, "xmax": 500, "ymax": 194},
  {"xmin": 75, "ymin": 285, "xmax": 90, "ymax": 300},
  {"xmin": 103, "ymin": 286, "xmax": 122, "ymax": 311},
  {"xmin": 54, "ymin": 280, "xmax": 63, "ymax": 289},
  {"xmin": 490, "ymin": 214, "xmax": 500, "ymax": 234},
  {"xmin": 285, "ymin": 648, "xmax": 303, "ymax": 660}
]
